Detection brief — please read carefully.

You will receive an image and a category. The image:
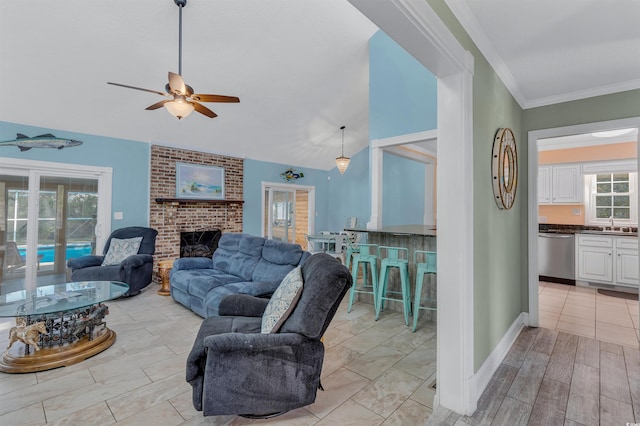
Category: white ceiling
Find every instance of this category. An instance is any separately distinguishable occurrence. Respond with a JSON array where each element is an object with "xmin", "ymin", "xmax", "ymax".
[
  {"xmin": 538, "ymin": 128, "xmax": 639, "ymax": 151},
  {"xmin": 447, "ymin": 0, "xmax": 640, "ymax": 109},
  {"xmin": 3, "ymin": 1, "xmax": 639, "ymax": 170},
  {"xmin": 0, "ymin": 0, "xmax": 377, "ymax": 170}
]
